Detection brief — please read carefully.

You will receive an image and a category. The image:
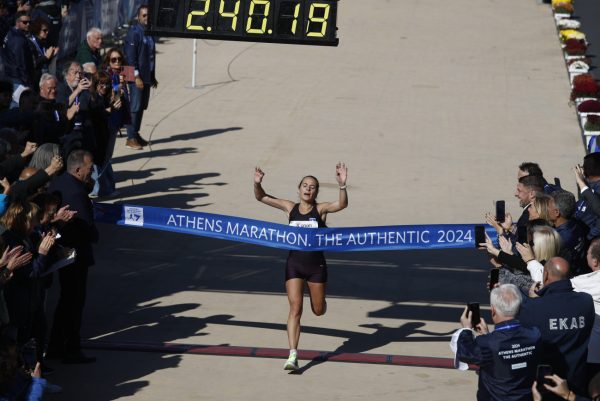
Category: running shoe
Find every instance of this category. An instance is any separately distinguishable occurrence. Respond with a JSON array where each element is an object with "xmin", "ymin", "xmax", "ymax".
[{"xmin": 284, "ymin": 351, "xmax": 299, "ymax": 371}]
